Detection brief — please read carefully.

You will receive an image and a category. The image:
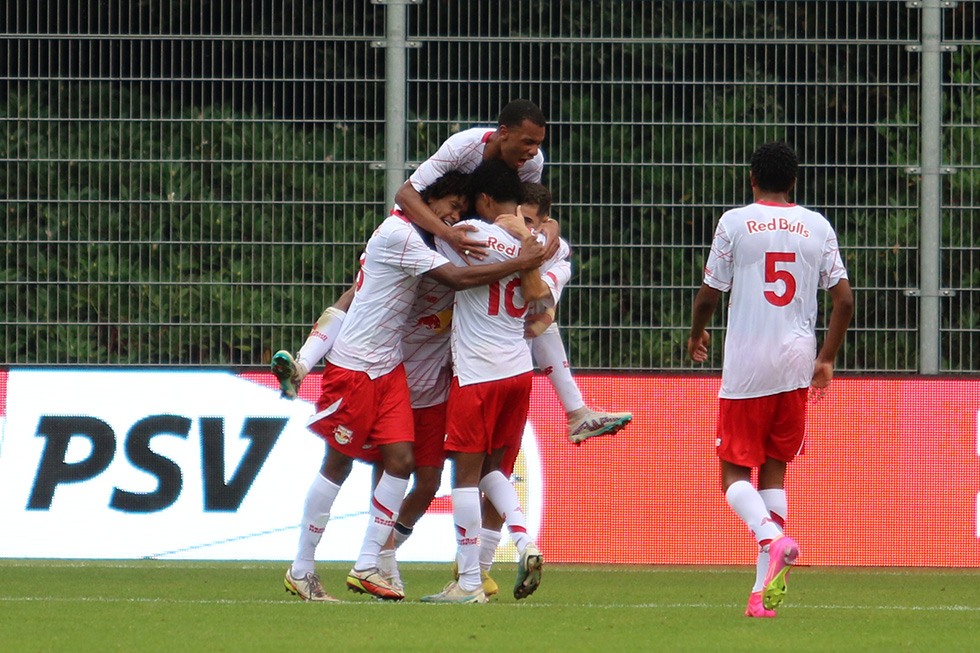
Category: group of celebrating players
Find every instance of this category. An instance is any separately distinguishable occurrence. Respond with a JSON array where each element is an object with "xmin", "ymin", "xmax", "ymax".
[{"xmin": 270, "ymin": 99, "xmax": 854, "ymax": 616}]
